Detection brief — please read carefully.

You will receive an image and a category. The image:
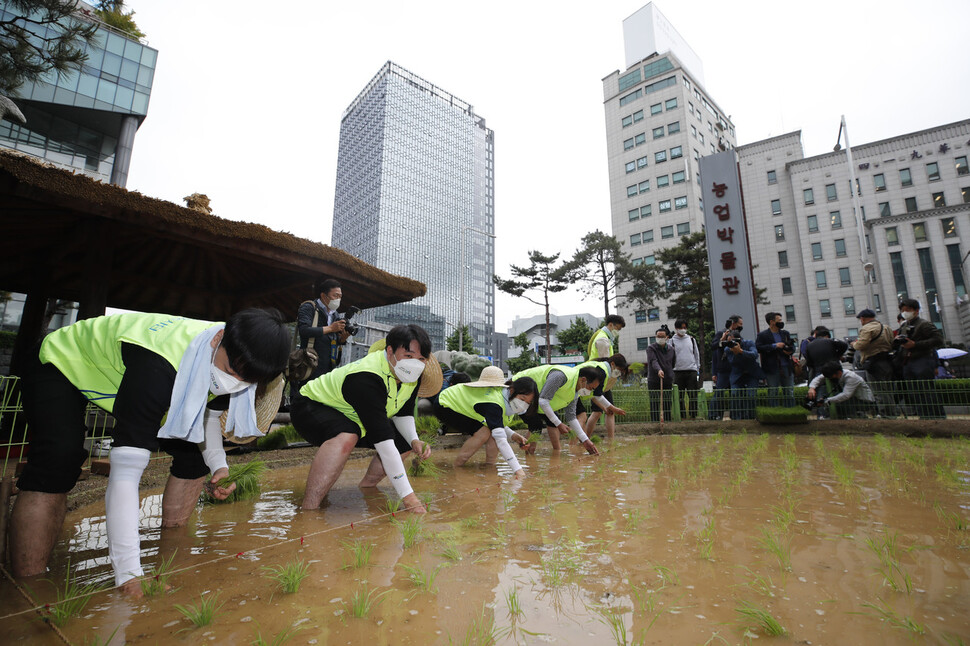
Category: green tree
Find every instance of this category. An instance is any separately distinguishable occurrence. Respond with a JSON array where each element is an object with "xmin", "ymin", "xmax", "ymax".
[
  {"xmin": 557, "ymin": 230, "xmax": 631, "ymax": 319},
  {"xmin": 494, "ymin": 251, "xmax": 570, "ymax": 364},
  {"xmin": 0, "ymin": 1, "xmax": 99, "ymax": 95},
  {"xmin": 94, "ymin": 1, "xmax": 145, "ymax": 40},
  {"xmin": 506, "ymin": 331, "xmax": 540, "ymax": 374},
  {"xmin": 656, "ymin": 231, "xmax": 712, "ymax": 377},
  {"xmin": 556, "ymin": 317, "xmax": 595, "ymax": 356},
  {"xmin": 619, "ymin": 261, "xmax": 663, "ymax": 312},
  {"xmin": 446, "ymin": 325, "xmax": 476, "ymax": 353}
]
